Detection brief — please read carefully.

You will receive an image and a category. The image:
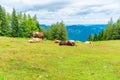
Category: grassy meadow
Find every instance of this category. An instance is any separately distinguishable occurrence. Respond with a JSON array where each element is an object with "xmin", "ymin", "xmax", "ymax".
[{"xmin": 0, "ymin": 37, "xmax": 120, "ymax": 80}]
